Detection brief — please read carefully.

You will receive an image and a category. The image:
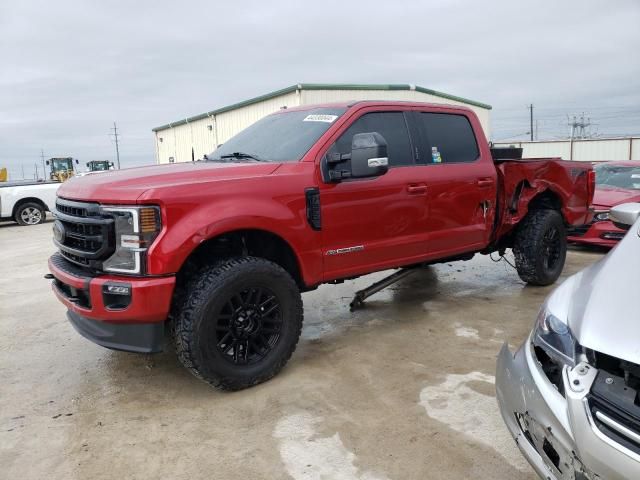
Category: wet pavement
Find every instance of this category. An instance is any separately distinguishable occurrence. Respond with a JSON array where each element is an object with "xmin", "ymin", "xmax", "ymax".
[{"xmin": 0, "ymin": 219, "xmax": 605, "ymax": 479}]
